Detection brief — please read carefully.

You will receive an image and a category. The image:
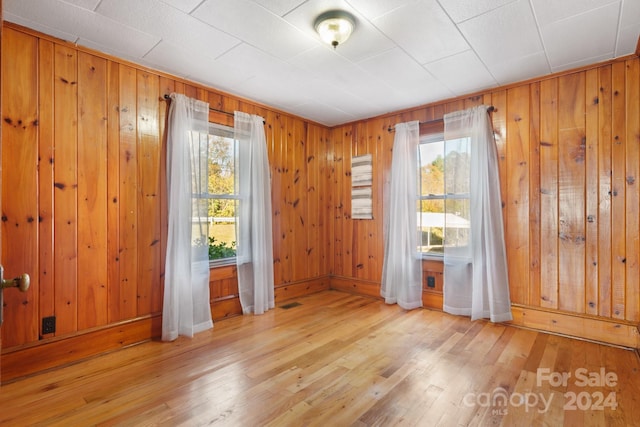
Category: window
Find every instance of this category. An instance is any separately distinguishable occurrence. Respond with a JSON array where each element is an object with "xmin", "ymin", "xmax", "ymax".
[
  {"xmin": 203, "ymin": 122, "xmax": 238, "ymax": 264},
  {"xmin": 418, "ymin": 124, "xmax": 470, "ymax": 256}
]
